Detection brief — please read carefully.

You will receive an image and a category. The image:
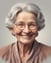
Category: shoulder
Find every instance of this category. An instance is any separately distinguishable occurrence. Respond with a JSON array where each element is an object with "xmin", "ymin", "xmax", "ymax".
[
  {"xmin": 39, "ymin": 43, "xmax": 51, "ymax": 58},
  {"xmin": 0, "ymin": 43, "xmax": 14, "ymax": 61}
]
